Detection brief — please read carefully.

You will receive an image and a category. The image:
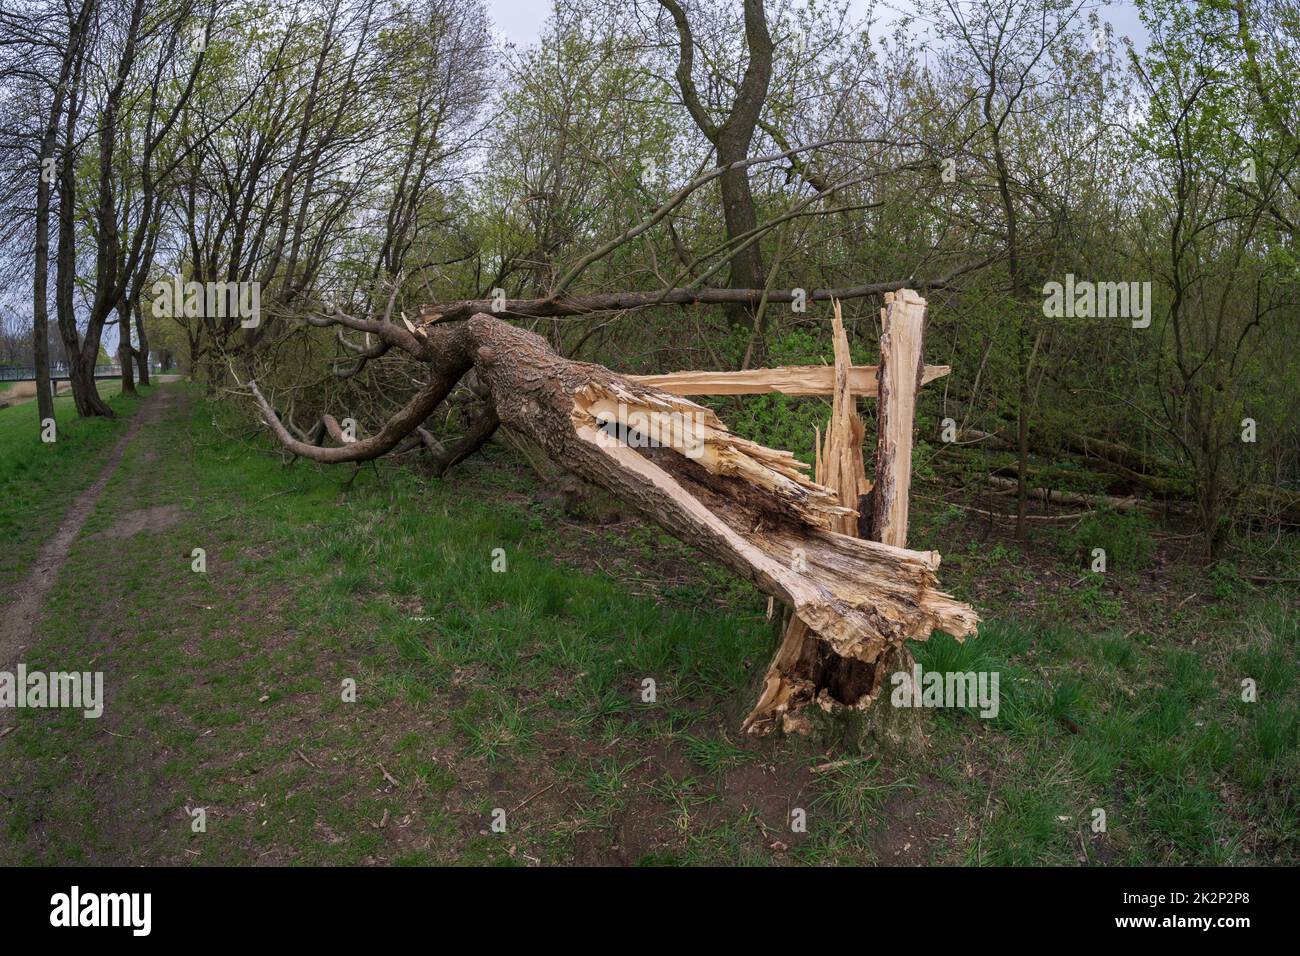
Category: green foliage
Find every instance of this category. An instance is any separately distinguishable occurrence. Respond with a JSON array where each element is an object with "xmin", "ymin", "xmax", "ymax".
[{"xmin": 1056, "ymin": 509, "xmax": 1156, "ymax": 572}]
